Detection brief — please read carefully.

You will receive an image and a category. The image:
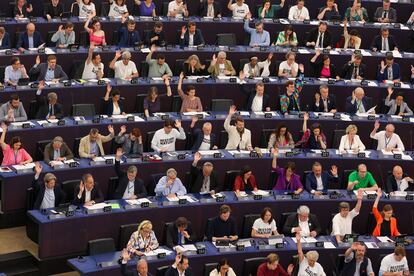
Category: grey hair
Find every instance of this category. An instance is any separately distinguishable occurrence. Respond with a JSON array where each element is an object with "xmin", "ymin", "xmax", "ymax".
[
  {"xmin": 297, "ymin": 205, "xmax": 310, "ymax": 215},
  {"xmin": 166, "ymin": 168, "xmax": 177, "ymax": 176},
  {"xmin": 217, "ymin": 51, "xmax": 226, "ymax": 59},
  {"xmin": 122, "ymin": 51, "xmax": 131, "ymax": 59},
  {"xmin": 306, "ymin": 250, "xmax": 319, "ymax": 261},
  {"xmin": 127, "ymin": 165, "xmax": 137, "ymax": 174}
]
